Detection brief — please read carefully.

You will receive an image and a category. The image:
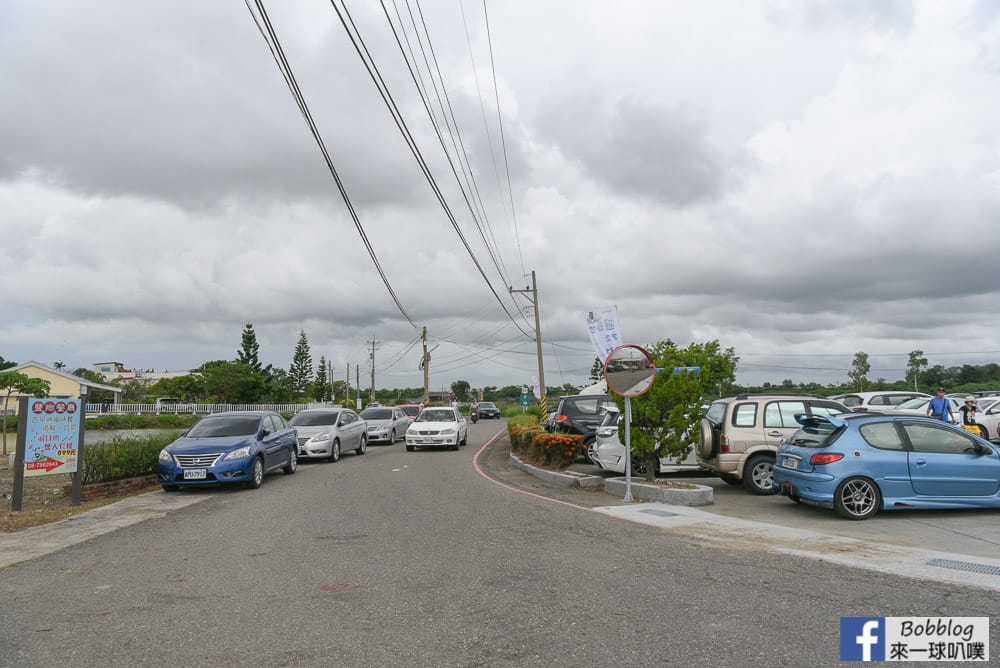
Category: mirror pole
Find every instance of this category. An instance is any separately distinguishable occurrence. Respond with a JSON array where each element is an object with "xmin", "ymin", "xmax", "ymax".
[{"xmin": 623, "ymin": 396, "xmax": 633, "ymax": 502}]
